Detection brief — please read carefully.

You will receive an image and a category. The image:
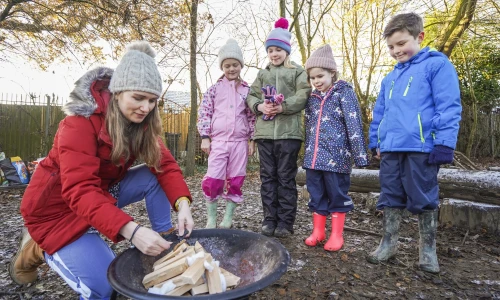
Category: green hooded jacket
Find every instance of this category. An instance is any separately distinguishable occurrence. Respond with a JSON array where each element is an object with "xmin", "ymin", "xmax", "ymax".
[{"xmin": 246, "ymin": 62, "xmax": 311, "ymax": 141}]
